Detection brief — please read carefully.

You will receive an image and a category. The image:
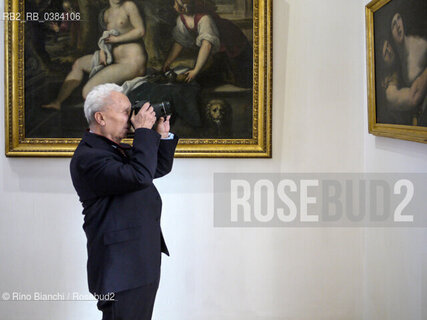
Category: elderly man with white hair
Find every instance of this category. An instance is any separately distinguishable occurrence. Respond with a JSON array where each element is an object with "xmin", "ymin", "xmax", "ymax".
[{"xmin": 70, "ymin": 83, "xmax": 178, "ymax": 319}]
